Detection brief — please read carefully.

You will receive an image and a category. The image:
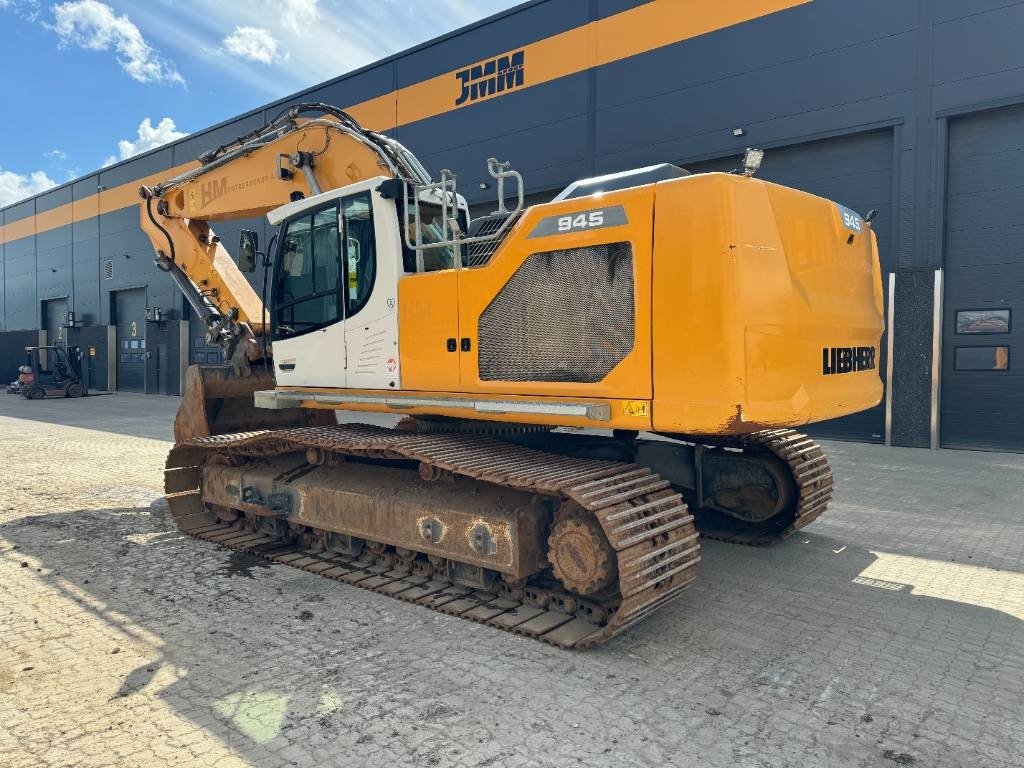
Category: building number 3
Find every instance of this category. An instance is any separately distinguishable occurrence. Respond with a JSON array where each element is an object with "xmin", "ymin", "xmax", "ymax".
[{"xmin": 557, "ymin": 210, "xmax": 604, "ymax": 232}]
